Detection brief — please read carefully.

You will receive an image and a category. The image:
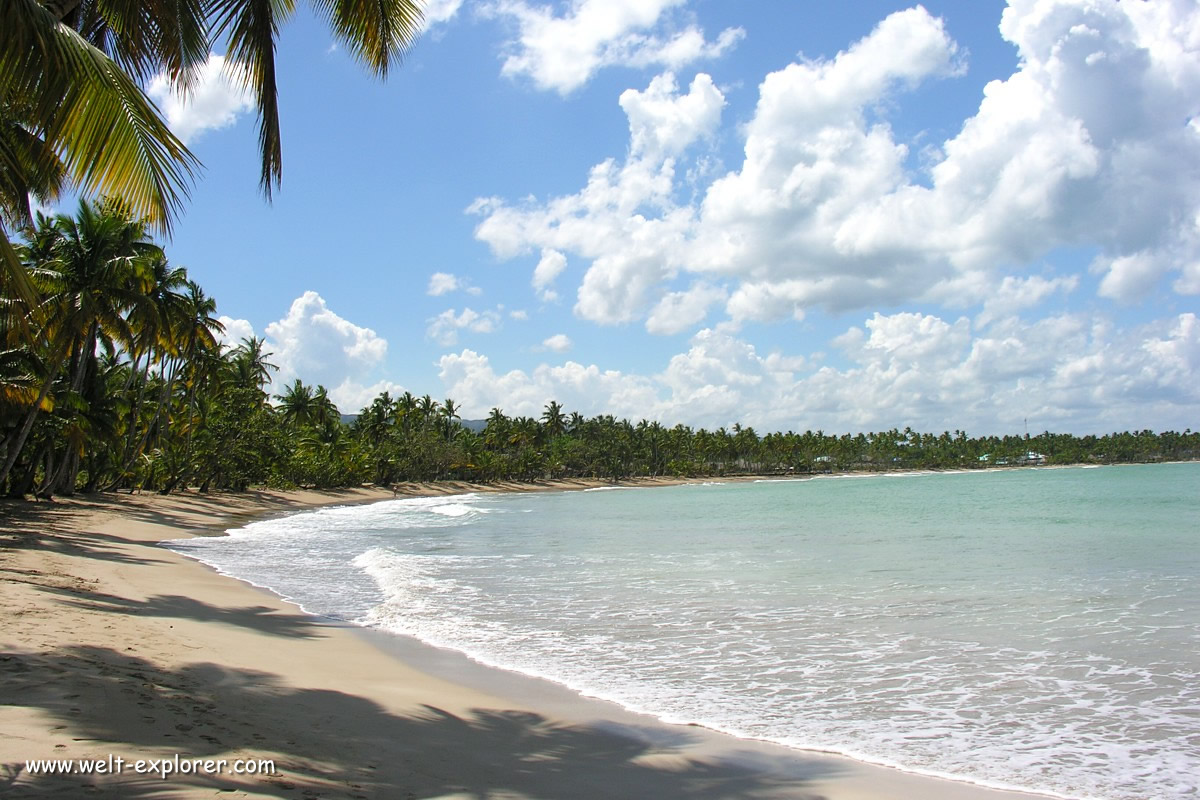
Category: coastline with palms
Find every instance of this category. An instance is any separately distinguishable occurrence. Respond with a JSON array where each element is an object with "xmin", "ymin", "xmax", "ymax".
[{"xmin": 3, "ymin": 2, "xmax": 1197, "ymax": 798}]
